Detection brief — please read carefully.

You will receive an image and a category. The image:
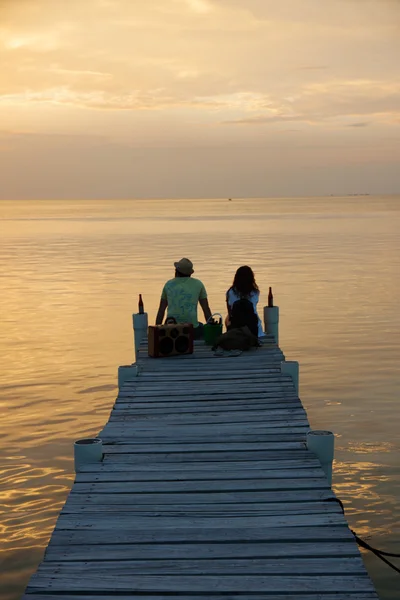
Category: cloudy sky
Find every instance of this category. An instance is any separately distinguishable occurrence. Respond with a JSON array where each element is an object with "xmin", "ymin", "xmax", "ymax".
[{"xmin": 1, "ymin": 0, "xmax": 399, "ymax": 199}]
